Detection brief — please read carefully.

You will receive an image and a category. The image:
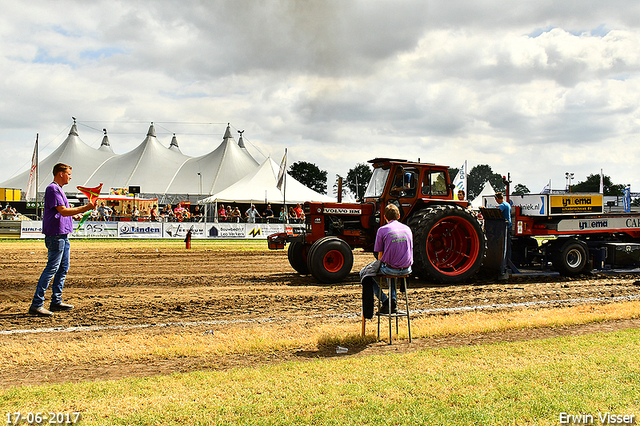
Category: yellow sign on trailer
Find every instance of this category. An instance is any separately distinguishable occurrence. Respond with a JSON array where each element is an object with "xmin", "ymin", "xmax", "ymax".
[{"xmin": 549, "ymin": 194, "xmax": 603, "ymax": 215}]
